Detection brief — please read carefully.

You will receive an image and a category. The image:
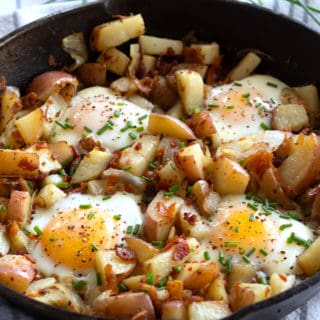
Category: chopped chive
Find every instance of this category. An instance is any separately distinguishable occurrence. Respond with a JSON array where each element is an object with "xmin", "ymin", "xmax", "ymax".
[
  {"xmin": 226, "ymin": 105, "xmax": 235, "ymax": 109},
  {"xmin": 148, "ymin": 162, "xmax": 157, "ymax": 170},
  {"xmin": 59, "ymin": 168, "xmax": 66, "ymax": 176},
  {"xmin": 255, "ymin": 102, "xmax": 262, "ymax": 108},
  {"xmin": 96, "ymin": 272, "xmax": 102, "ymax": 286},
  {"xmin": 178, "ymin": 141, "xmax": 186, "ymax": 149},
  {"xmin": 239, "ymin": 247, "xmax": 246, "ymax": 255},
  {"xmin": 141, "ymin": 176, "xmax": 153, "ymax": 183},
  {"xmin": 79, "ymin": 204, "xmax": 91, "ymax": 209},
  {"xmin": 270, "ymin": 98, "xmax": 276, "ymax": 104},
  {"xmin": 73, "ymin": 280, "xmax": 86, "ymax": 290},
  {"xmin": 128, "ymin": 132, "xmax": 137, "ymax": 140},
  {"xmin": 242, "ymin": 93, "xmax": 250, "ymax": 98},
  {"xmin": 234, "ymin": 82, "xmax": 242, "ymax": 87},
  {"xmin": 62, "ymin": 156, "xmax": 73, "ymax": 167},
  {"xmin": 280, "ymin": 223, "xmax": 293, "ymax": 231},
  {"xmin": 225, "ymin": 255, "xmax": 233, "ymax": 273},
  {"xmin": 259, "ymin": 248, "xmax": 268, "ymax": 256},
  {"xmin": 123, "ymin": 166, "xmax": 132, "ymax": 171},
  {"xmin": 113, "ymin": 215, "xmax": 121, "ymax": 221},
  {"xmin": 91, "ymin": 243, "xmax": 99, "ymax": 251},
  {"xmin": 126, "ymin": 225, "xmax": 133, "ymax": 235},
  {"xmin": 69, "ymin": 166, "xmax": 76, "ymax": 176},
  {"xmin": 267, "ymin": 81, "xmax": 278, "ymax": 88},
  {"xmin": 117, "ymin": 101, "xmax": 125, "ymax": 106},
  {"xmin": 280, "ymin": 214, "xmax": 290, "ymax": 220},
  {"xmin": 107, "ymin": 119, "xmax": 115, "ymax": 126},
  {"xmin": 287, "ymin": 232, "xmax": 312, "ymax": 247},
  {"xmin": 218, "ymin": 251, "xmax": 225, "ymax": 266},
  {"xmin": 175, "ymin": 265, "xmax": 182, "ymax": 273},
  {"xmin": 204, "ymin": 251, "xmax": 211, "ymax": 260},
  {"xmin": 235, "ymin": 226, "xmax": 240, "ymax": 233},
  {"xmin": 193, "ymin": 107, "xmax": 201, "ymax": 114},
  {"xmin": 257, "ymin": 271, "xmax": 268, "ymax": 285},
  {"xmin": 118, "ymin": 282, "xmax": 128, "ymax": 291},
  {"xmin": 260, "ymin": 122, "xmax": 270, "ymax": 130},
  {"xmin": 97, "ymin": 122, "xmax": 112, "ymax": 135},
  {"xmin": 246, "ymin": 192, "xmax": 254, "ymax": 200},
  {"xmin": 249, "ymin": 213, "xmax": 255, "ymax": 222},
  {"xmin": 170, "ymin": 162, "xmax": 176, "ymax": 171},
  {"xmin": 132, "ymin": 224, "xmax": 140, "ymax": 236},
  {"xmin": 288, "ymin": 212, "xmax": 300, "ymax": 220},
  {"xmin": 151, "ymin": 241, "xmax": 164, "ymax": 247},
  {"xmin": 138, "ymin": 114, "xmax": 148, "ymax": 121},
  {"xmin": 224, "ymin": 241, "xmax": 238, "ymax": 247},
  {"xmin": 120, "ymin": 126, "xmax": 129, "ymax": 132},
  {"xmin": 87, "ymin": 212, "xmax": 95, "ymax": 220},
  {"xmin": 55, "ymin": 120, "xmax": 66, "ymax": 129},
  {"xmin": 49, "ymin": 237, "xmax": 56, "ymax": 242},
  {"xmin": 64, "ymin": 123, "xmax": 75, "ymax": 129},
  {"xmin": 57, "ymin": 182, "xmax": 69, "ymax": 189},
  {"xmin": 258, "ymin": 106, "xmax": 265, "ymax": 115},
  {"xmin": 247, "ymin": 202, "xmax": 258, "ymax": 211},
  {"xmin": 208, "ymin": 214, "xmax": 214, "ymax": 222},
  {"xmin": 34, "ymin": 225, "xmax": 43, "ymax": 236},
  {"xmin": 208, "ymin": 104, "xmax": 220, "ymax": 109},
  {"xmin": 242, "ymin": 255, "xmax": 251, "ymax": 264},
  {"xmin": 114, "ymin": 110, "xmax": 121, "ymax": 118},
  {"xmin": 146, "ymin": 272, "xmax": 155, "ymax": 285},
  {"xmin": 136, "ymin": 126, "xmax": 144, "ymax": 132},
  {"xmin": 127, "ymin": 120, "xmax": 134, "ymax": 128},
  {"xmin": 103, "ymin": 195, "xmax": 112, "ymax": 200},
  {"xmin": 245, "ymin": 247, "xmax": 256, "ymax": 257},
  {"xmin": 0, "ymin": 205, "xmax": 7, "ymax": 213},
  {"xmin": 158, "ymin": 278, "xmax": 167, "ymax": 287}
]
